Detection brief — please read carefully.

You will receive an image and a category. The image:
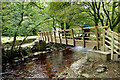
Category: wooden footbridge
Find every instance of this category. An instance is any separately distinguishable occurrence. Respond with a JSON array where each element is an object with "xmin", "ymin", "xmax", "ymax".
[{"xmin": 38, "ymin": 26, "xmax": 120, "ymax": 60}]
